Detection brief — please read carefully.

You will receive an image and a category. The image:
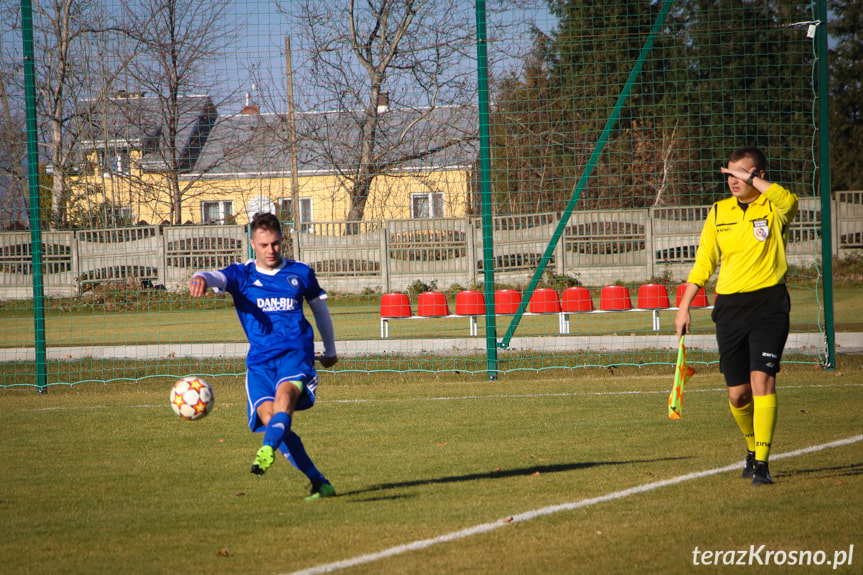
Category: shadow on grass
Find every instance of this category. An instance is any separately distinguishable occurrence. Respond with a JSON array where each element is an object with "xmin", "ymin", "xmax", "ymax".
[
  {"xmin": 781, "ymin": 462, "xmax": 863, "ymax": 479},
  {"xmin": 342, "ymin": 456, "xmax": 690, "ymax": 500}
]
